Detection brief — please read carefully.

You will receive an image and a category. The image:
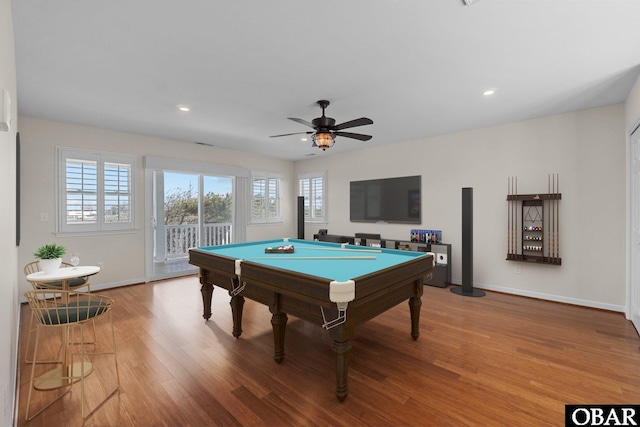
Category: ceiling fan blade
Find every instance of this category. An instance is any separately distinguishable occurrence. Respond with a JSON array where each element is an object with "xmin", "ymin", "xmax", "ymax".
[
  {"xmin": 269, "ymin": 131, "xmax": 314, "ymax": 138},
  {"xmin": 288, "ymin": 117, "xmax": 315, "ymax": 128},
  {"xmin": 334, "ymin": 131, "xmax": 372, "ymax": 141},
  {"xmin": 332, "ymin": 117, "xmax": 373, "ymax": 131}
]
